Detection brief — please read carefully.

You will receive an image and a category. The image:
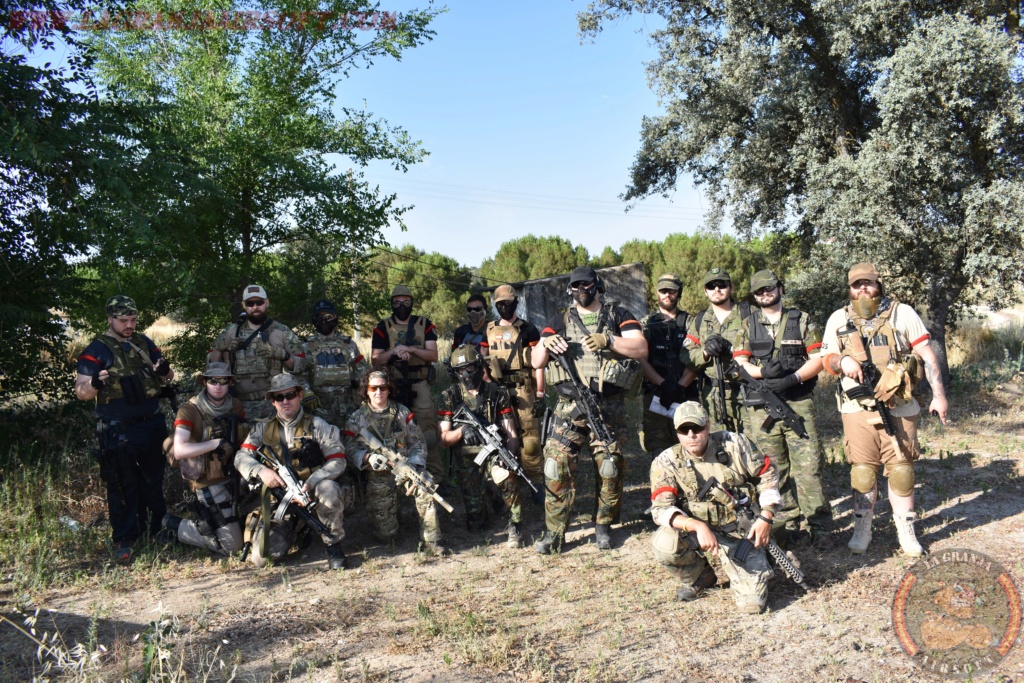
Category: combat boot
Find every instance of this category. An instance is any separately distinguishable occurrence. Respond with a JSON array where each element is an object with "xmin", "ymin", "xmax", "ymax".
[
  {"xmin": 156, "ymin": 514, "xmax": 182, "ymax": 544},
  {"xmin": 325, "ymin": 542, "xmax": 348, "ymax": 570},
  {"xmin": 594, "ymin": 523, "xmax": 613, "ymax": 550},
  {"xmin": 423, "ymin": 540, "xmax": 451, "ymax": 557},
  {"xmin": 534, "ymin": 530, "xmax": 563, "ymax": 555},
  {"xmin": 848, "ymin": 511, "xmax": 873, "ymax": 554},
  {"xmin": 505, "ymin": 522, "xmax": 523, "ymax": 549},
  {"xmin": 894, "ymin": 512, "xmax": 924, "ymax": 557},
  {"xmin": 675, "ymin": 566, "xmax": 718, "ymax": 601}
]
